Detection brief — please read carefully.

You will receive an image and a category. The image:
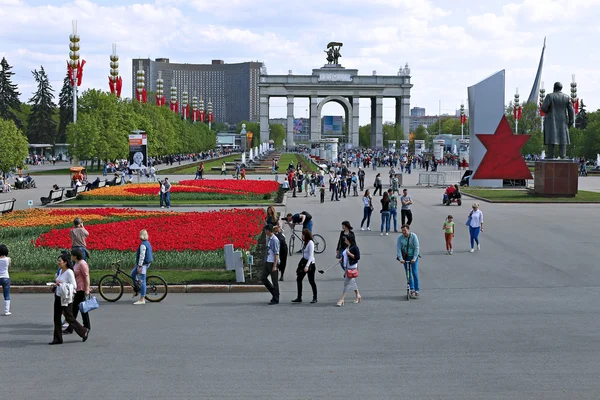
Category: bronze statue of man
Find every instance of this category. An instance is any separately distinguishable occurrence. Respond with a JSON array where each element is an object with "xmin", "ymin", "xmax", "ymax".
[{"xmin": 541, "ymin": 82, "xmax": 574, "ymax": 159}]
